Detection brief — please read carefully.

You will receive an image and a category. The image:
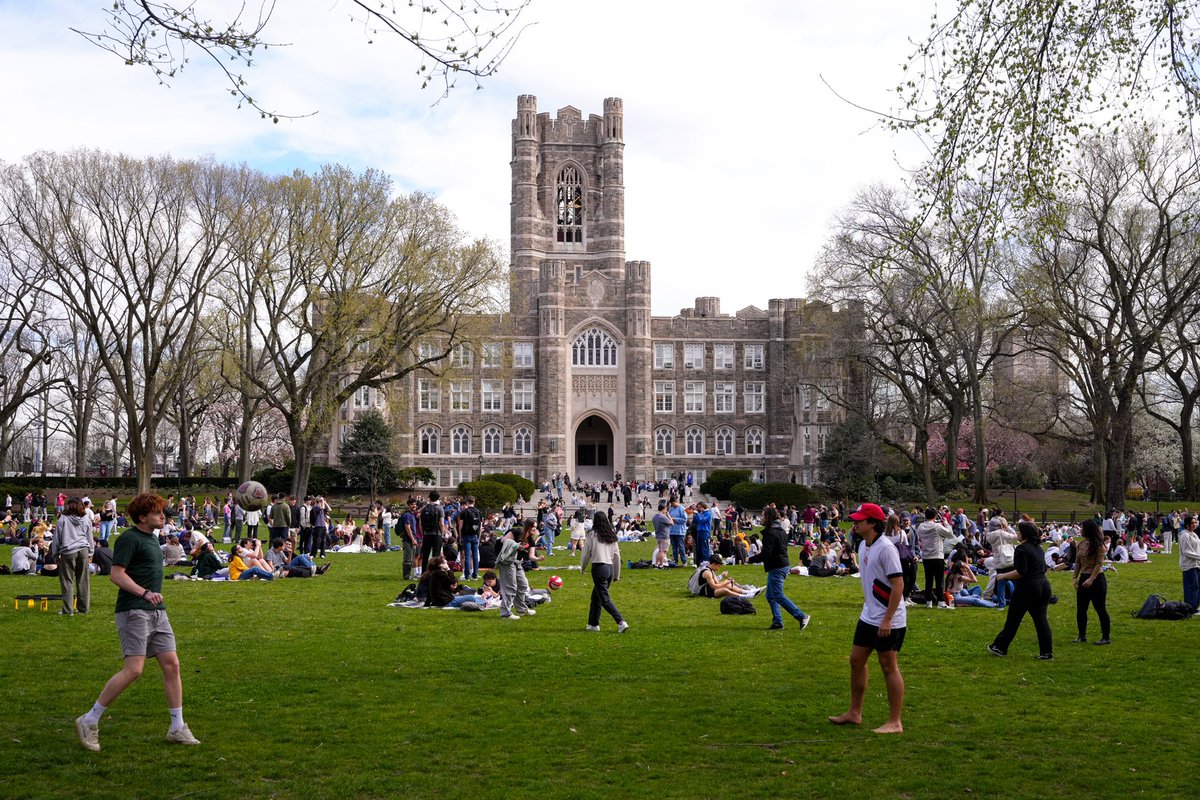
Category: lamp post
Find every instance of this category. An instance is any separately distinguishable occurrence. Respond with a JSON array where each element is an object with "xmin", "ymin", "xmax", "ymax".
[
  {"xmin": 761, "ymin": 456, "xmax": 767, "ymax": 484},
  {"xmin": 478, "ymin": 454, "xmax": 484, "ymax": 480},
  {"xmin": 1154, "ymin": 468, "xmax": 1162, "ymax": 515}
]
